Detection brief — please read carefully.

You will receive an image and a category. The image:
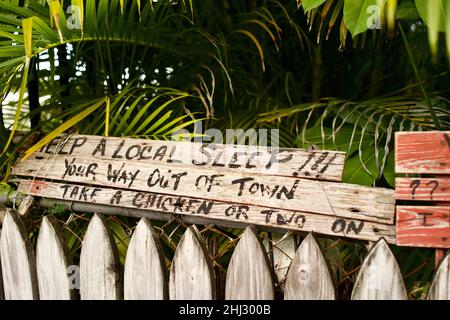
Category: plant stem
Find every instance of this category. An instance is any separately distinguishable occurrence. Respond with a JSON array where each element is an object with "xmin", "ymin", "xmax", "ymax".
[{"xmin": 399, "ymin": 23, "xmax": 441, "ymax": 130}]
